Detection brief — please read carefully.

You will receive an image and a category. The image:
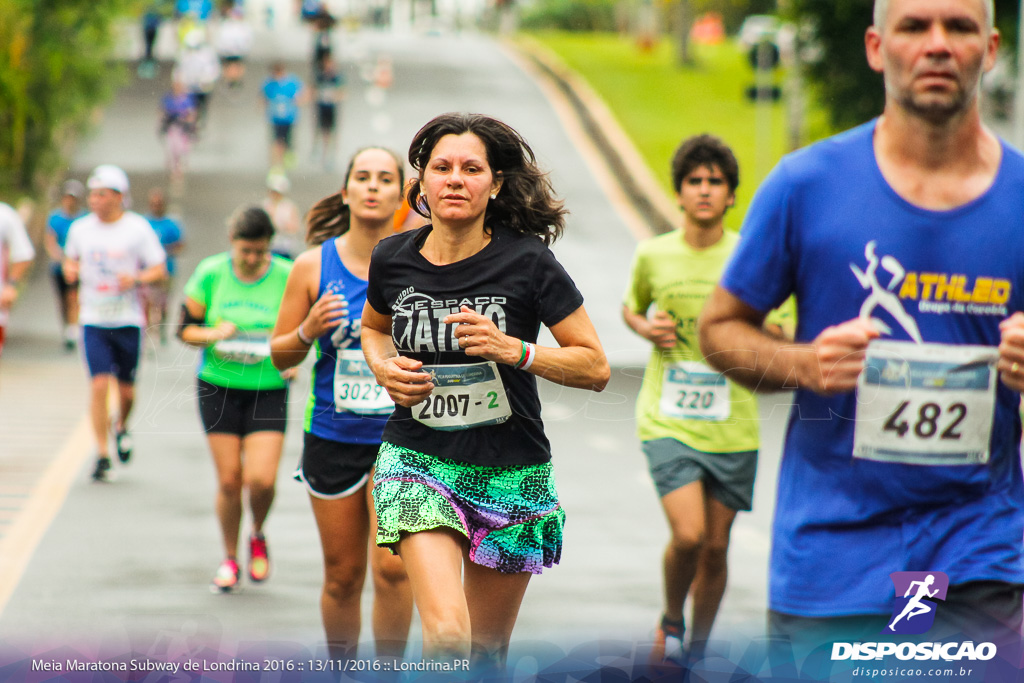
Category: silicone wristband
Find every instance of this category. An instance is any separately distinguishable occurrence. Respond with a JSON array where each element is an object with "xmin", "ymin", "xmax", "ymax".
[
  {"xmin": 520, "ymin": 342, "xmax": 536, "ymax": 371},
  {"xmin": 296, "ymin": 322, "xmax": 314, "ymax": 345},
  {"xmin": 514, "ymin": 340, "xmax": 528, "ymax": 368}
]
